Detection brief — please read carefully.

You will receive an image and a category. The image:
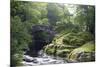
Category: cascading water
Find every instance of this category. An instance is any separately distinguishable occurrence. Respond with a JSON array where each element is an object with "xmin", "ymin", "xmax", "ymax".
[
  {"xmin": 21, "ymin": 25, "xmax": 68, "ymax": 66},
  {"xmin": 22, "ymin": 50, "xmax": 67, "ymax": 66}
]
